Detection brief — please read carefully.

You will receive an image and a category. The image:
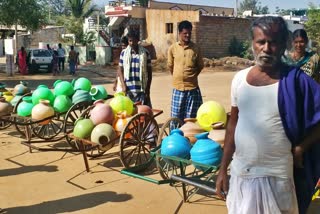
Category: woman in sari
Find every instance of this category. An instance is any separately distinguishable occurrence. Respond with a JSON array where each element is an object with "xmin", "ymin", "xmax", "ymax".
[
  {"xmin": 283, "ymin": 29, "xmax": 320, "ymax": 83},
  {"xmin": 18, "ymin": 47, "xmax": 28, "ymax": 75}
]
